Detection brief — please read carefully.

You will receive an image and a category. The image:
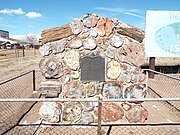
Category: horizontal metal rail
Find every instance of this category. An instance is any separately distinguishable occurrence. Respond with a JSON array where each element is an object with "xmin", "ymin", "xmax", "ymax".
[
  {"xmin": 17, "ymin": 122, "xmax": 180, "ymax": 127},
  {"xmin": 0, "ymin": 98, "xmax": 179, "ymax": 102},
  {"xmin": 142, "ymin": 69, "xmax": 180, "ymax": 80}
]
